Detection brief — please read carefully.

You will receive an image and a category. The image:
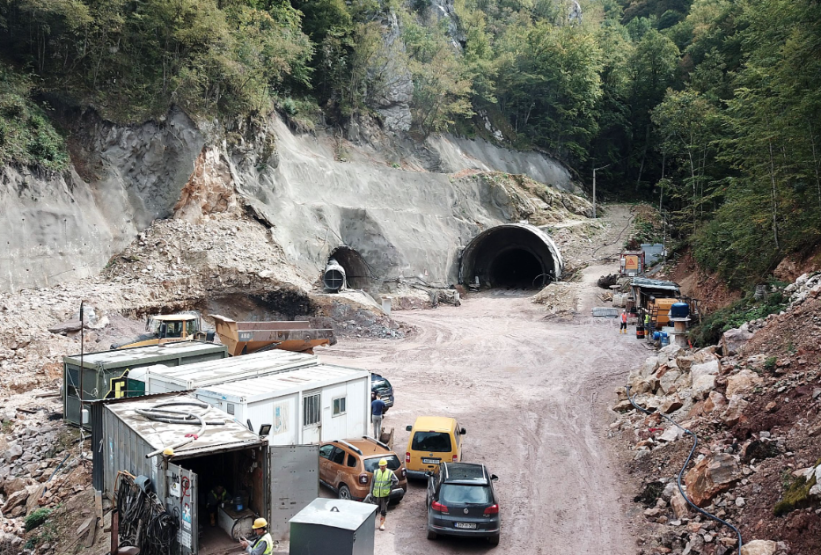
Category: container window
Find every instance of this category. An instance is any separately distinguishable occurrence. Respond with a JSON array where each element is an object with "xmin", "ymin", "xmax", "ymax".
[
  {"xmin": 333, "ymin": 397, "xmax": 346, "ymax": 416},
  {"xmin": 303, "ymin": 394, "xmax": 321, "ymax": 427},
  {"xmin": 227, "ymin": 403, "xmax": 235, "ymax": 415}
]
